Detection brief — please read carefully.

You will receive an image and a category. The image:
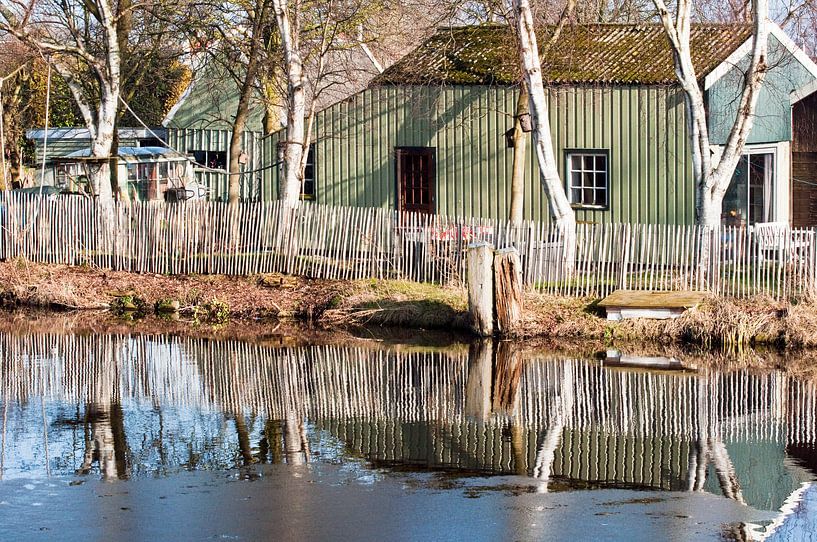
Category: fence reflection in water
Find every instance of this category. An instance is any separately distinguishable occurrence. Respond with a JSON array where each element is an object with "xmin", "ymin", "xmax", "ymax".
[{"xmin": 0, "ymin": 333, "xmax": 815, "ymax": 511}]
